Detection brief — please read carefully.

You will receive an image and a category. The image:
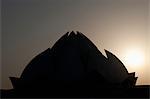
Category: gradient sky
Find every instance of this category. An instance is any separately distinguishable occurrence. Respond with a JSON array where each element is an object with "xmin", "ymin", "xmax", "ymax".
[{"xmin": 1, "ymin": 0, "xmax": 150, "ymax": 89}]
